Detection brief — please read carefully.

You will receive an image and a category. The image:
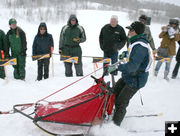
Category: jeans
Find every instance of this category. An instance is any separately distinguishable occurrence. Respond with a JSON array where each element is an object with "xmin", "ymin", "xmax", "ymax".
[
  {"xmin": 103, "ymin": 51, "xmax": 118, "ymax": 75},
  {"xmin": 155, "ymin": 56, "xmax": 173, "ymax": 75}
]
